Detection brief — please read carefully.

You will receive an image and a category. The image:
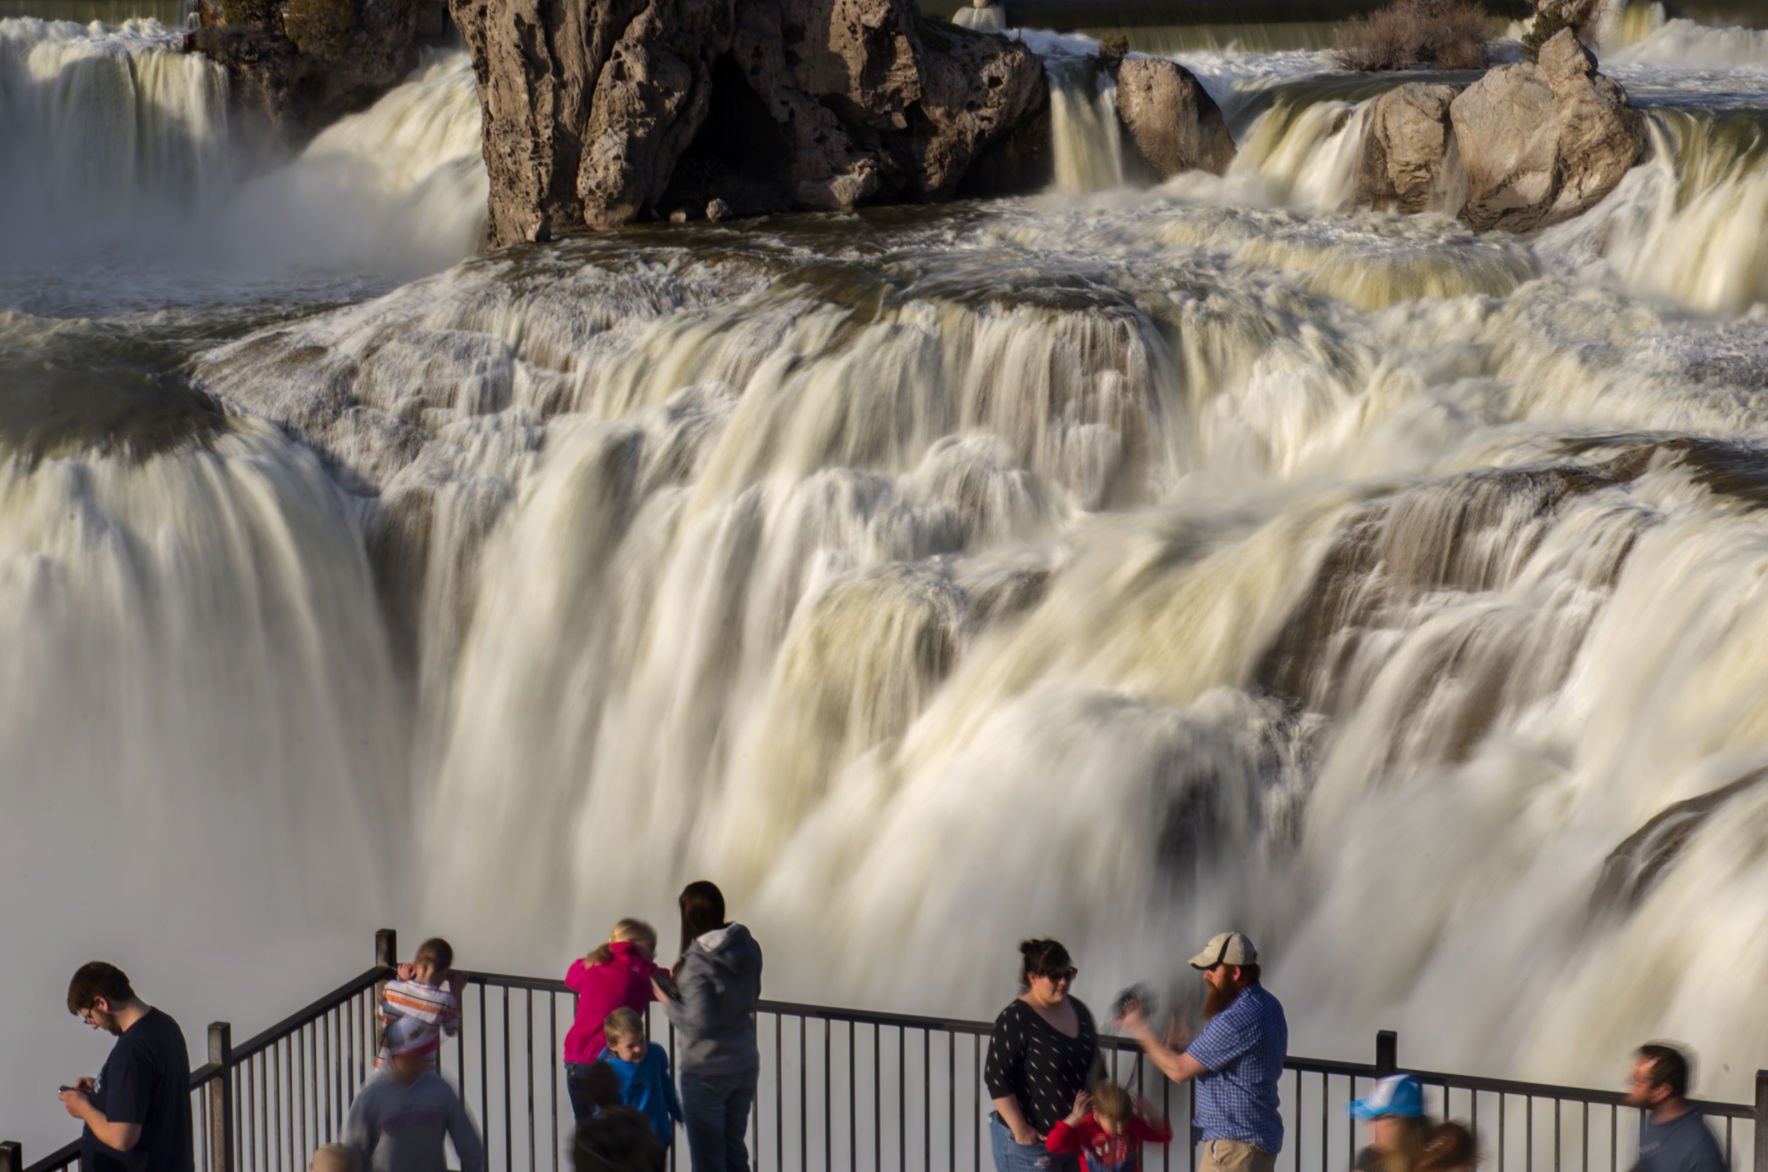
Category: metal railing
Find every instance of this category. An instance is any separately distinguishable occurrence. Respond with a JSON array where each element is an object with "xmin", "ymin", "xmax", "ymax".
[{"xmin": 7, "ymin": 930, "xmax": 1764, "ymax": 1172}]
